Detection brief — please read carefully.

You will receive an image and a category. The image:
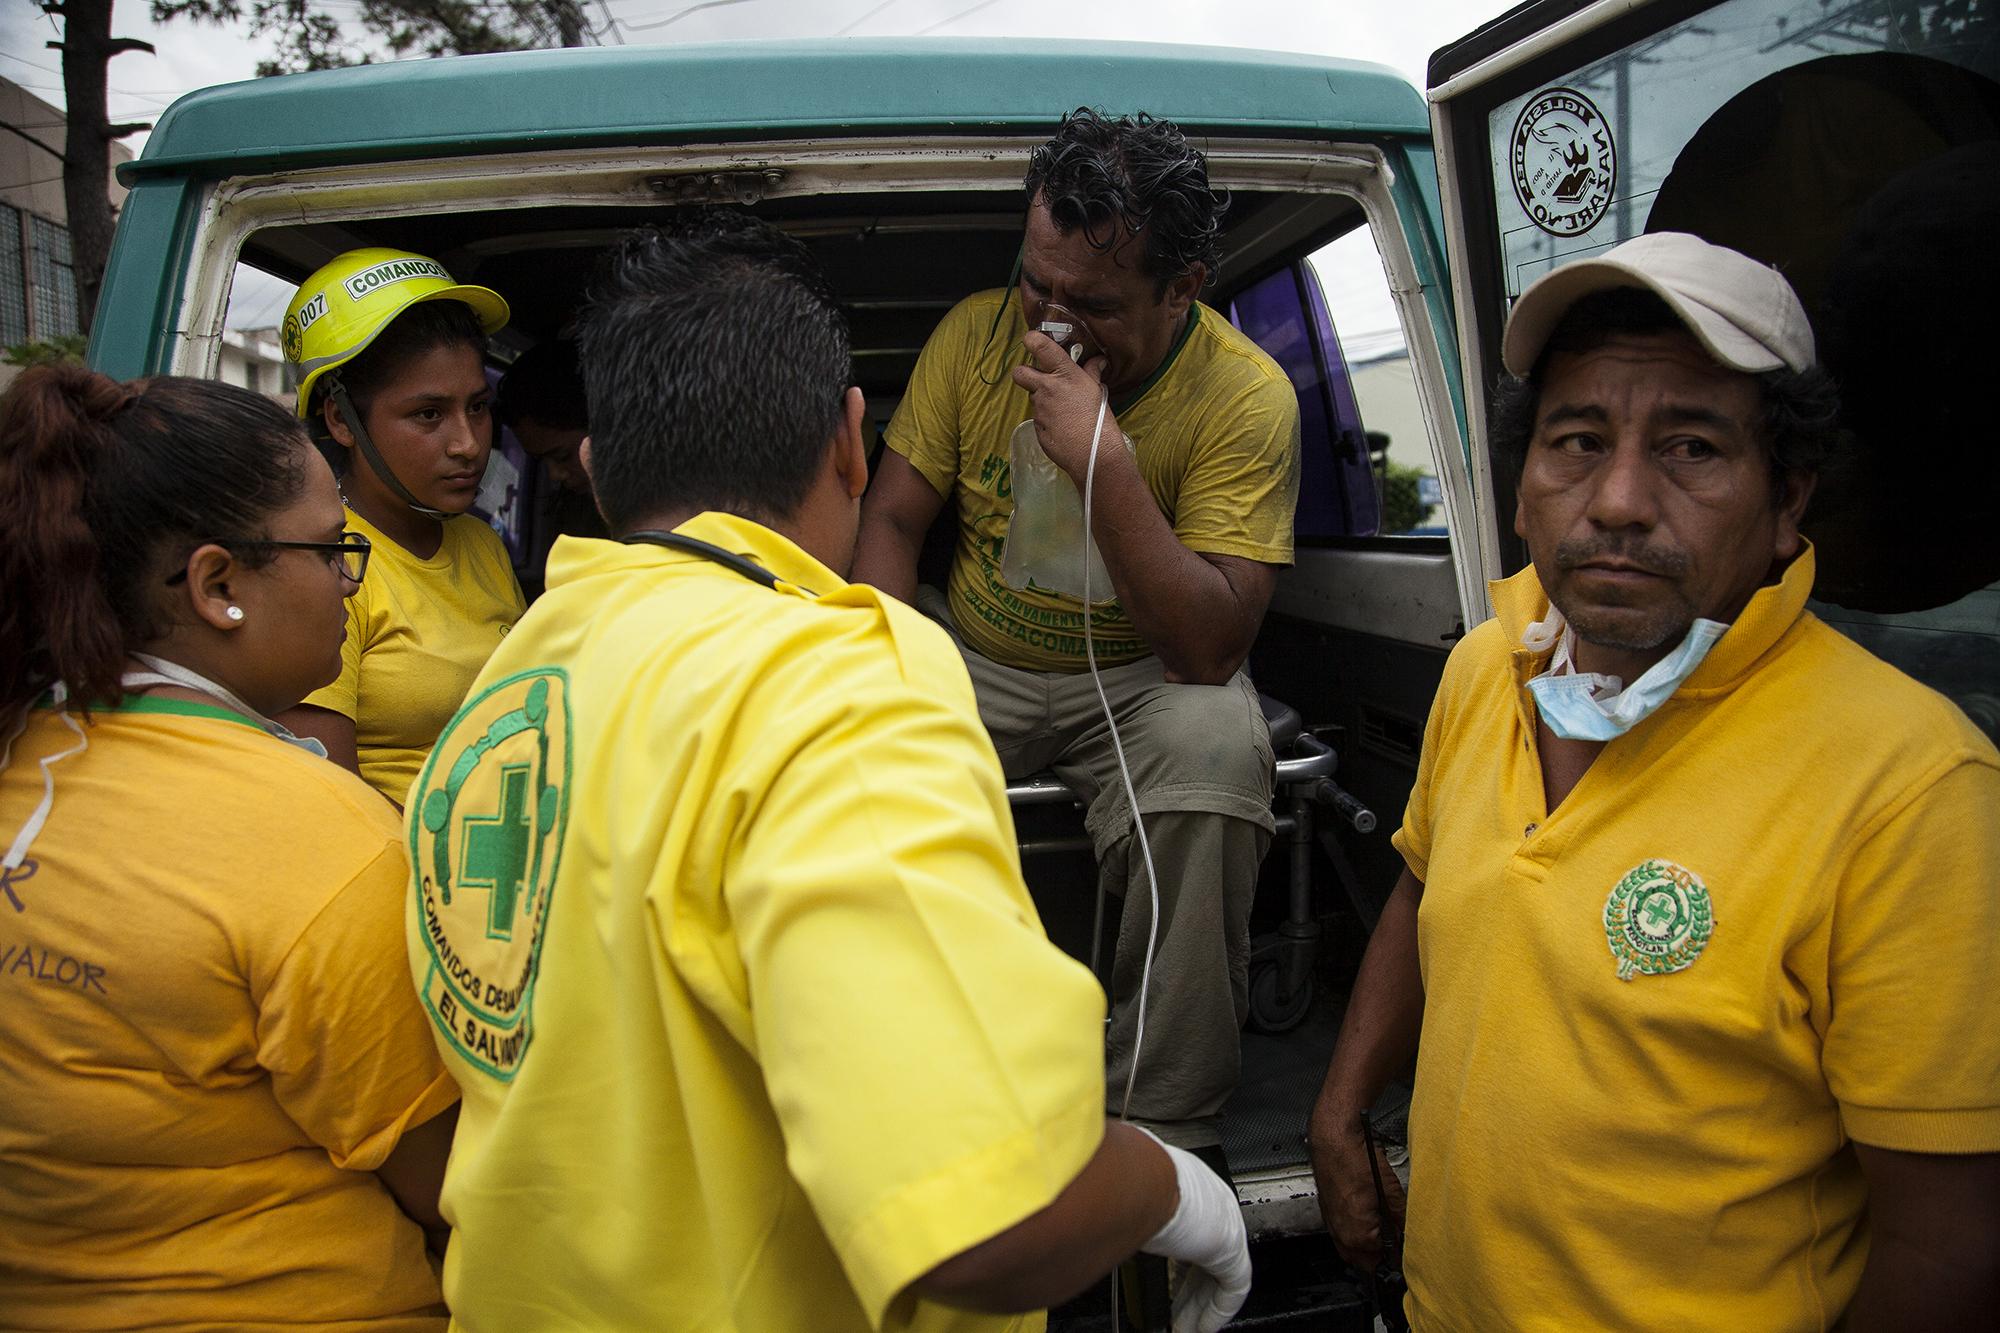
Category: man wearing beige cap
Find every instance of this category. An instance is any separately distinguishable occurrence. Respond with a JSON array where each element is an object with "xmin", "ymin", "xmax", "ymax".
[{"xmin": 1307, "ymin": 232, "xmax": 2000, "ymax": 1329}]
